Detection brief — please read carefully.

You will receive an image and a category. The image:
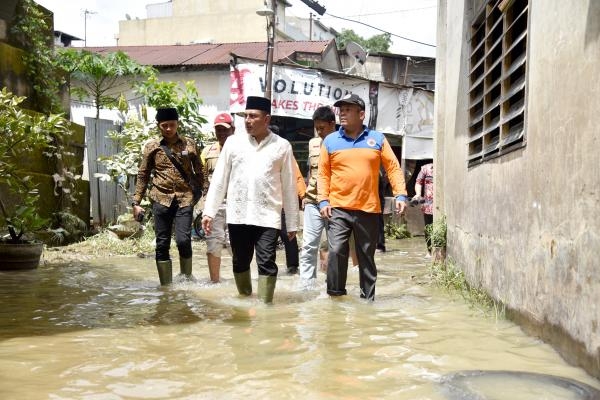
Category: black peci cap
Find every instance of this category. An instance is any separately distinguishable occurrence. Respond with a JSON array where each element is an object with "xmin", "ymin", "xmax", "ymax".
[
  {"xmin": 245, "ymin": 96, "xmax": 271, "ymax": 114},
  {"xmin": 155, "ymin": 107, "xmax": 179, "ymax": 122}
]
